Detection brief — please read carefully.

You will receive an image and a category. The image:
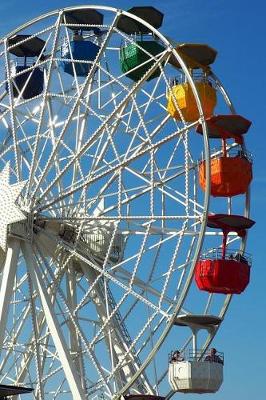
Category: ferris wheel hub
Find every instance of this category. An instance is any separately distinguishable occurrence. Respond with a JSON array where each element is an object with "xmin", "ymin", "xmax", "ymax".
[{"xmin": 0, "ymin": 164, "xmax": 26, "ymax": 252}]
